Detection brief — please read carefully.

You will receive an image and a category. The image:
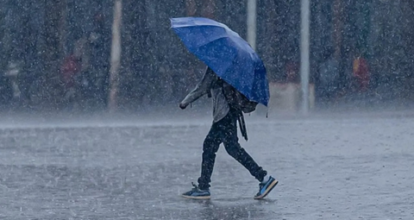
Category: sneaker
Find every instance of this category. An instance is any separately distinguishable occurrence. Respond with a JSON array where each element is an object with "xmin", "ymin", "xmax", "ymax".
[
  {"xmin": 182, "ymin": 182, "xmax": 211, "ymax": 200},
  {"xmin": 254, "ymin": 176, "xmax": 278, "ymax": 200}
]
